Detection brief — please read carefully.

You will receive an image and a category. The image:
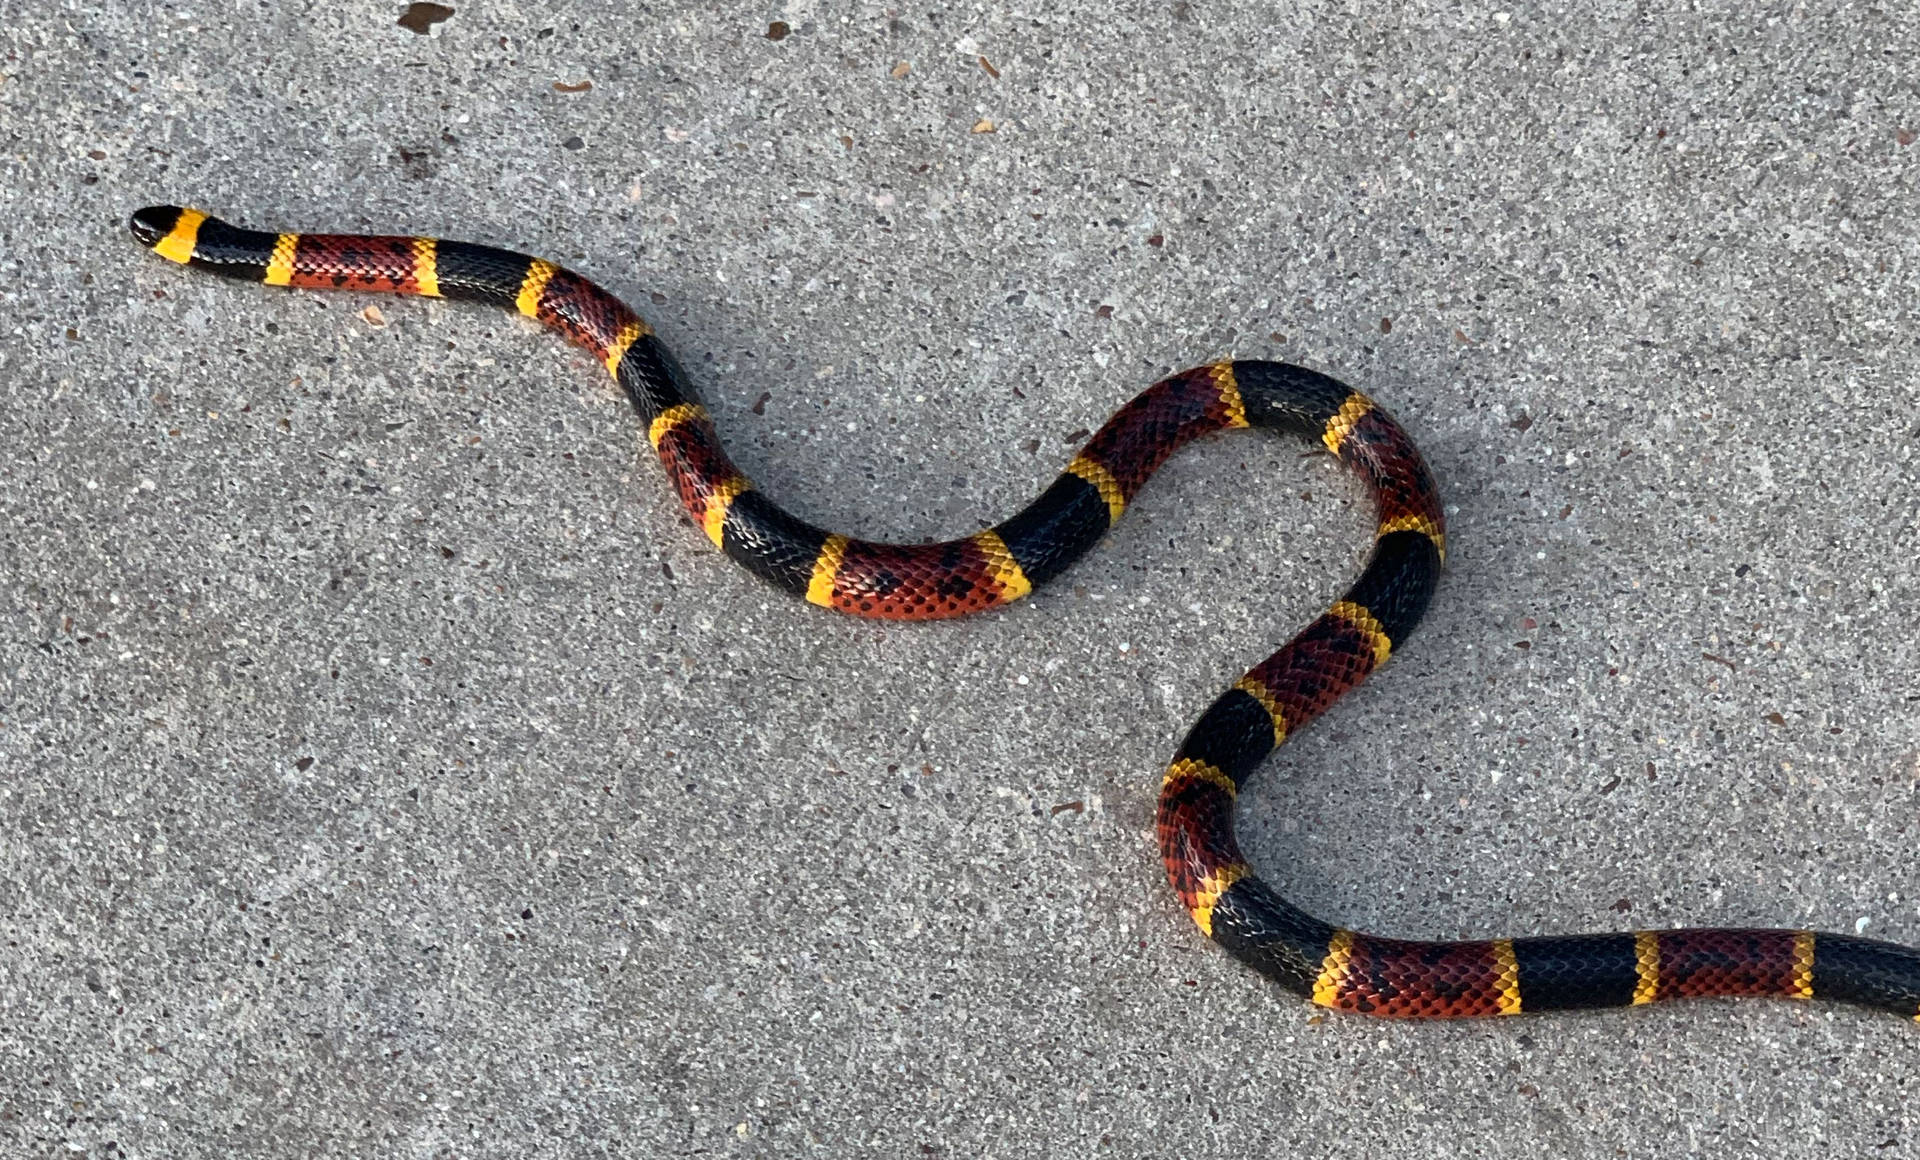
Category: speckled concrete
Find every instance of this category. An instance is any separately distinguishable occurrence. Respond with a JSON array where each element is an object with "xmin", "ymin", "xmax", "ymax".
[{"xmin": 3, "ymin": 2, "xmax": 1918, "ymax": 1157}]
